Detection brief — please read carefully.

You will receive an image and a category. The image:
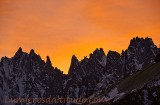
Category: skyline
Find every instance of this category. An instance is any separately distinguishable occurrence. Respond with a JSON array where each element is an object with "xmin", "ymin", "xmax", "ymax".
[
  {"xmin": 0, "ymin": 0, "xmax": 160, "ymax": 73},
  {"xmin": 0, "ymin": 36, "xmax": 159, "ymax": 74}
]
